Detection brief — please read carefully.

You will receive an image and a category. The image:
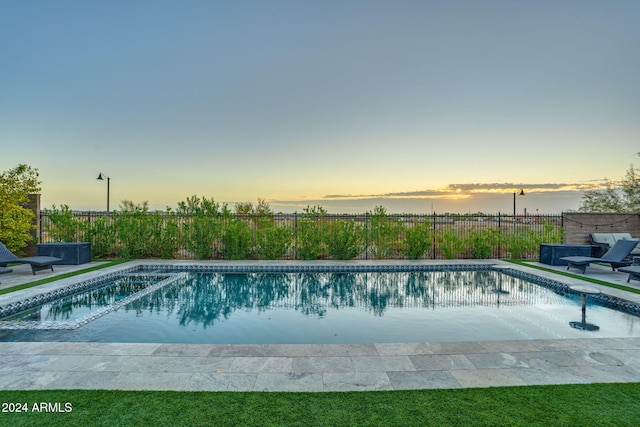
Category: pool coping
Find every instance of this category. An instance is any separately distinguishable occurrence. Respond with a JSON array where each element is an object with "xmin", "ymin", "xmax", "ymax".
[{"xmin": 1, "ymin": 260, "xmax": 640, "ymax": 391}]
